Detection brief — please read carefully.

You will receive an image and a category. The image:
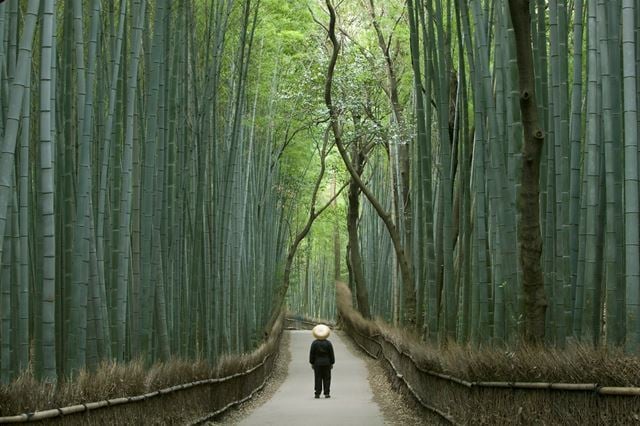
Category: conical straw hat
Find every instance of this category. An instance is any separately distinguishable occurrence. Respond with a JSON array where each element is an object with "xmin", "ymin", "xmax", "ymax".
[{"xmin": 312, "ymin": 324, "xmax": 331, "ymax": 340}]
